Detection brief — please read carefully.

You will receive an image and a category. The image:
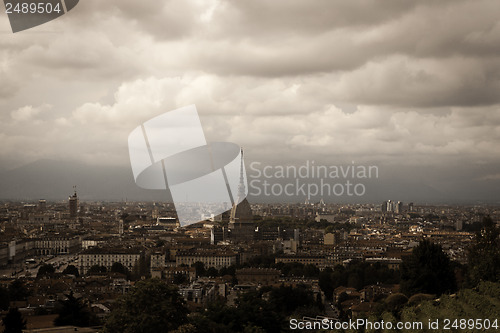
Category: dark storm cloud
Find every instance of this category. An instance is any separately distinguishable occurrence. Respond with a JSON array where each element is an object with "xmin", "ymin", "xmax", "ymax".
[
  {"xmin": 167, "ymin": 0, "xmax": 500, "ymax": 110},
  {"xmin": 211, "ymin": 0, "xmax": 422, "ymax": 36},
  {"xmin": 67, "ymin": 0, "xmax": 202, "ymax": 40}
]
